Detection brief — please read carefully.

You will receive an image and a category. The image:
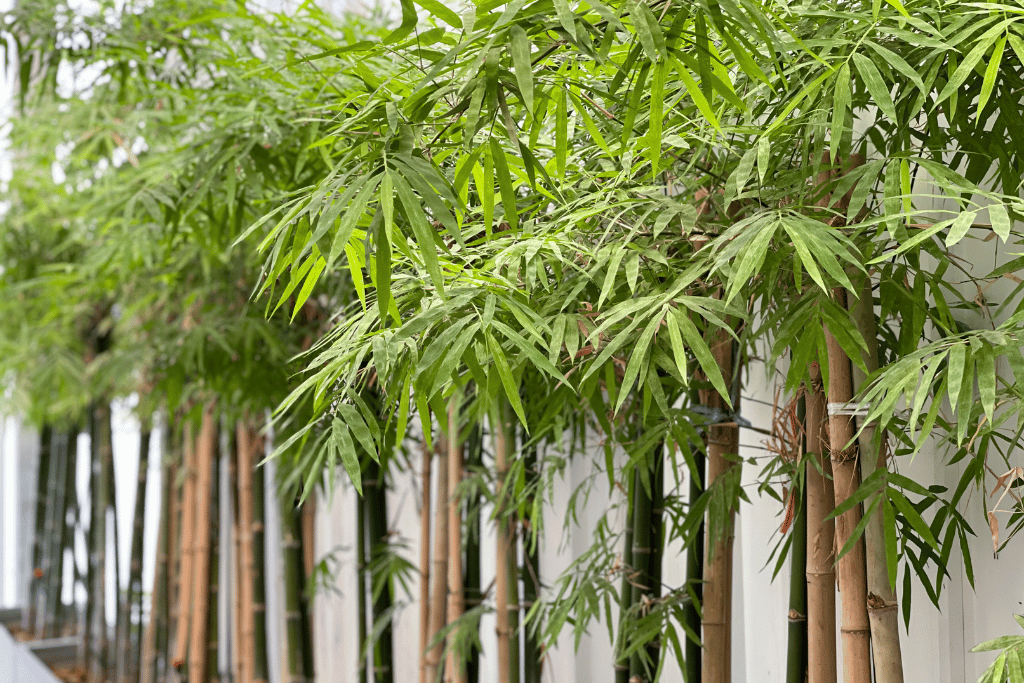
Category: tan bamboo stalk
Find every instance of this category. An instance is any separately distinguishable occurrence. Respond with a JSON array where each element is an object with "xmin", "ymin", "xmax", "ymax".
[
  {"xmin": 446, "ymin": 400, "xmax": 466, "ymax": 683},
  {"xmin": 849, "ymin": 278, "xmax": 904, "ymax": 682},
  {"xmin": 173, "ymin": 422, "xmax": 198, "ymax": 672},
  {"xmin": 419, "ymin": 437, "xmax": 433, "ymax": 683},
  {"xmin": 700, "ymin": 328, "xmax": 739, "ymax": 683},
  {"xmin": 806, "ymin": 363, "xmax": 838, "ymax": 683},
  {"xmin": 237, "ymin": 422, "xmax": 256, "ymax": 683},
  {"xmin": 493, "ymin": 399, "xmax": 519, "ymax": 683},
  {"xmin": 425, "ymin": 428, "xmax": 450, "ymax": 683},
  {"xmin": 823, "ymin": 290, "xmax": 872, "ymax": 683},
  {"xmin": 188, "ymin": 405, "xmax": 217, "ymax": 683},
  {"xmin": 302, "ymin": 496, "xmax": 316, "ymax": 637}
]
